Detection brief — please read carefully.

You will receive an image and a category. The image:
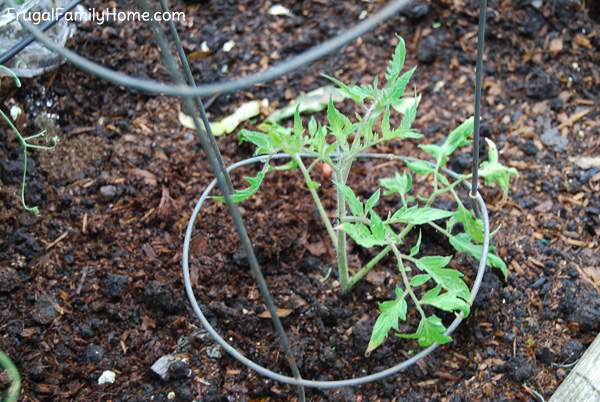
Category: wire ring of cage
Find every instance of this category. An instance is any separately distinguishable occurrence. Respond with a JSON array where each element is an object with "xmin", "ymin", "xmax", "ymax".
[
  {"xmin": 7, "ymin": 0, "xmax": 413, "ymax": 97},
  {"xmin": 182, "ymin": 152, "xmax": 490, "ymax": 389}
]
